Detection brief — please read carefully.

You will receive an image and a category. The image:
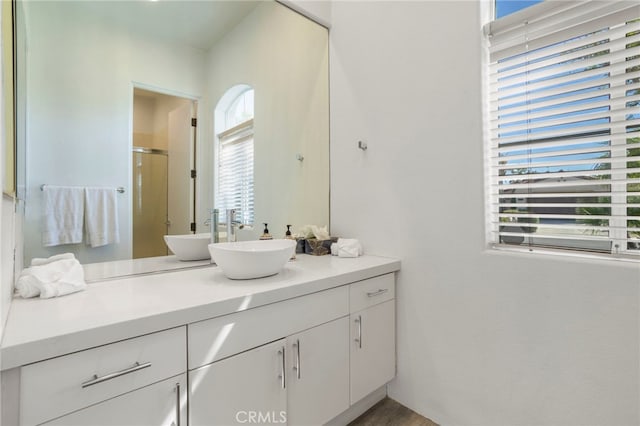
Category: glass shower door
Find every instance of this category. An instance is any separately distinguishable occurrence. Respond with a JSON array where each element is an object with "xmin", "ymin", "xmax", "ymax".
[{"xmin": 132, "ymin": 149, "xmax": 168, "ymax": 259}]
